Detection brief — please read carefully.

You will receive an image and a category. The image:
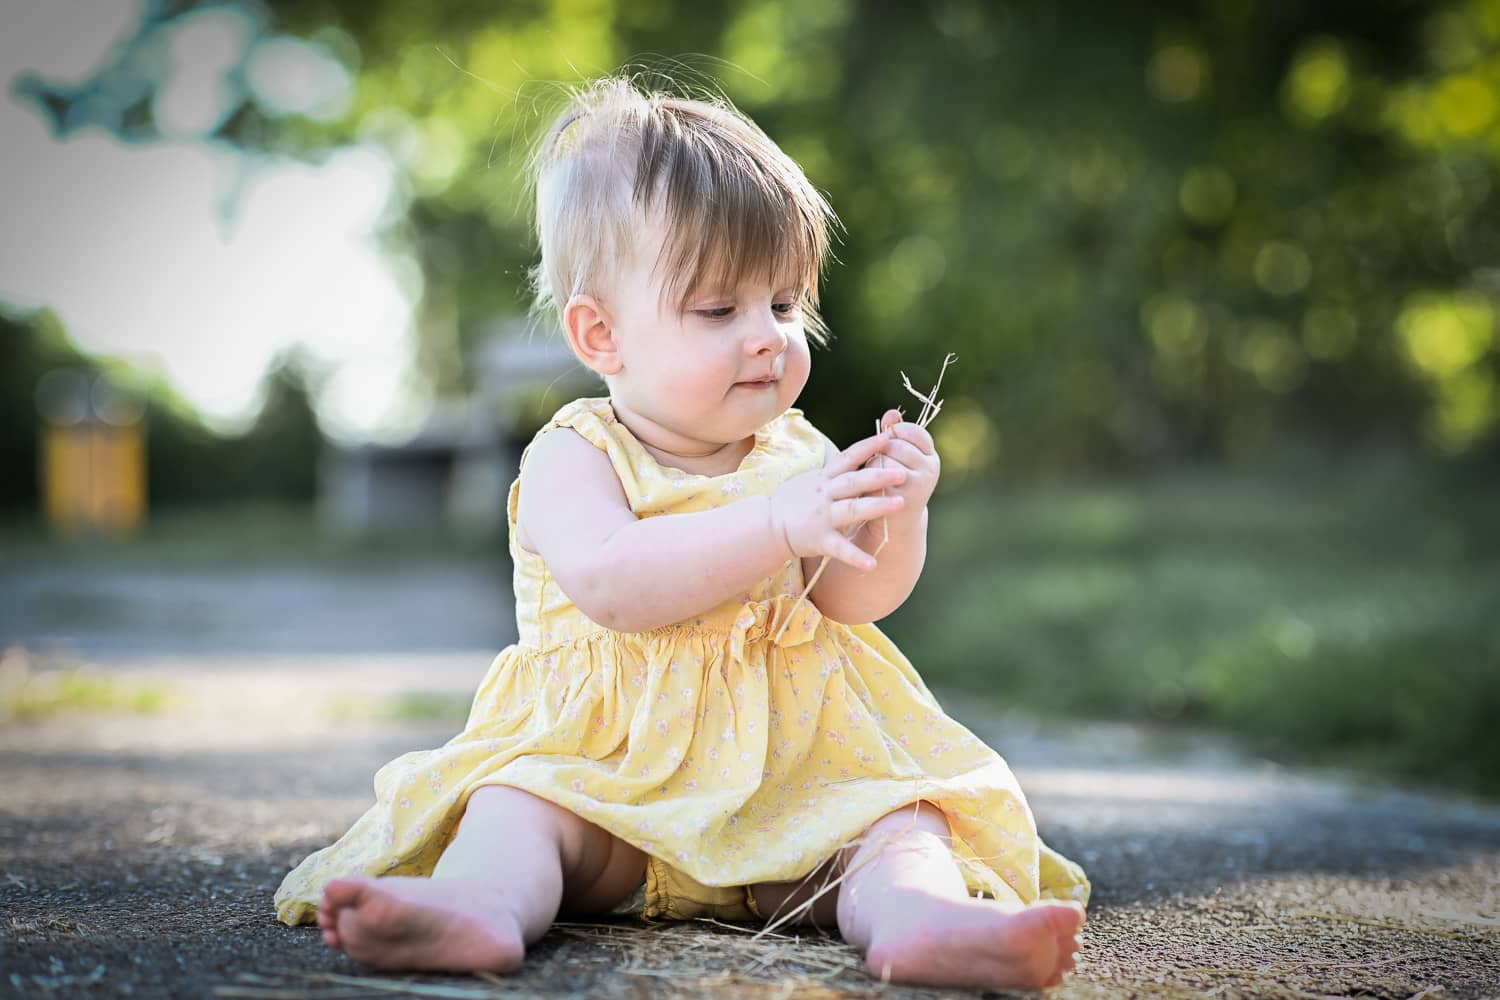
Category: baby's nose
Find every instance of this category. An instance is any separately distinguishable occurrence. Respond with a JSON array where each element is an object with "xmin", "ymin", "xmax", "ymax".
[{"xmin": 749, "ymin": 312, "xmax": 787, "ymax": 353}]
